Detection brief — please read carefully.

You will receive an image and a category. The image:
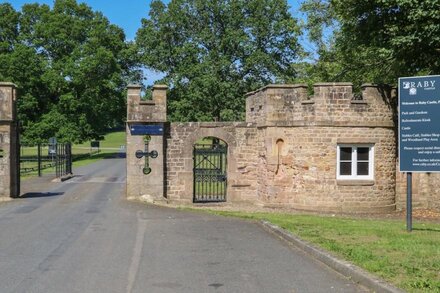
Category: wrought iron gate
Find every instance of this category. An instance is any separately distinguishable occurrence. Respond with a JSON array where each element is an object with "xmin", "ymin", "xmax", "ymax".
[
  {"xmin": 193, "ymin": 143, "xmax": 227, "ymax": 202},
  {"xmin": 19, "ymin": 142, "xmax": 72, "ymax": 179},
  {"xmin": 55, "ymin": 143, "xmax": 72, "ymax": 178}
]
